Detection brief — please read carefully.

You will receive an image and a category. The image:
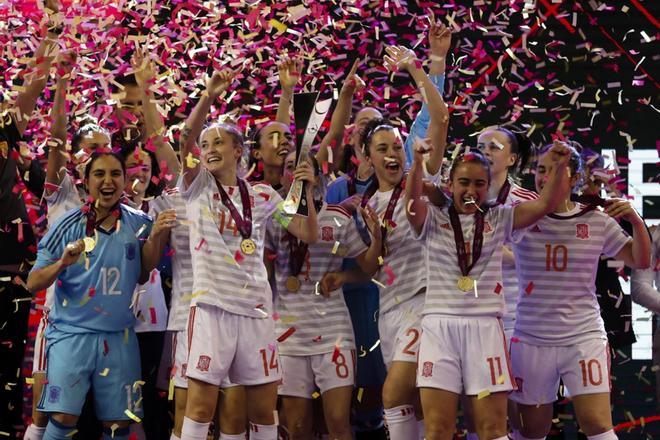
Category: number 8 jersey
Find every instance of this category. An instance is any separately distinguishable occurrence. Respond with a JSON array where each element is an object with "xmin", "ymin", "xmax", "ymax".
[{"xmin": 511, "ymin": 204, "xmax": 631, "ymax": 346}]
